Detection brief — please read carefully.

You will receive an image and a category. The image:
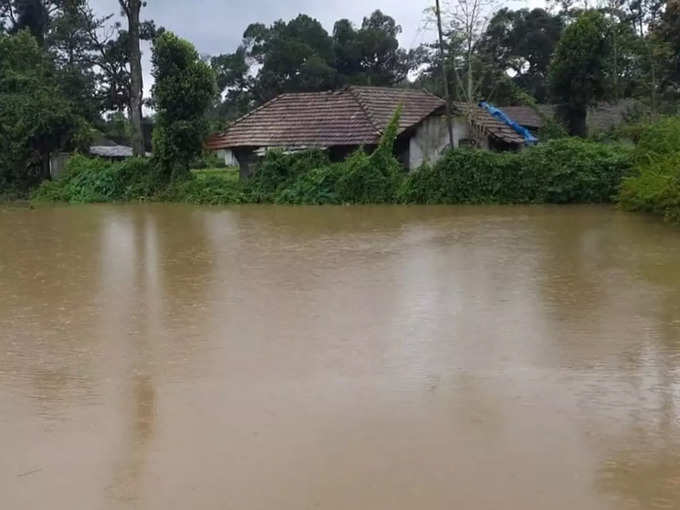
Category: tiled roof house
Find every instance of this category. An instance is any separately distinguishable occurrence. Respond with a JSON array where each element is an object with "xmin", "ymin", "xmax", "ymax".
[{"xmin": 206, "ymin": 86, "xmax": 526, "ymax": 177}]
